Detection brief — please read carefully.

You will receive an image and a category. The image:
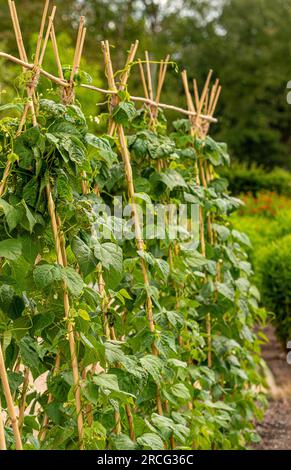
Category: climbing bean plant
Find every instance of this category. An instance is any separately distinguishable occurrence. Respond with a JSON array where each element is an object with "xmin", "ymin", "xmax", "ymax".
[{"xmin": 0, "ymin": 84, "xmax": 266, "ymax": 450}]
